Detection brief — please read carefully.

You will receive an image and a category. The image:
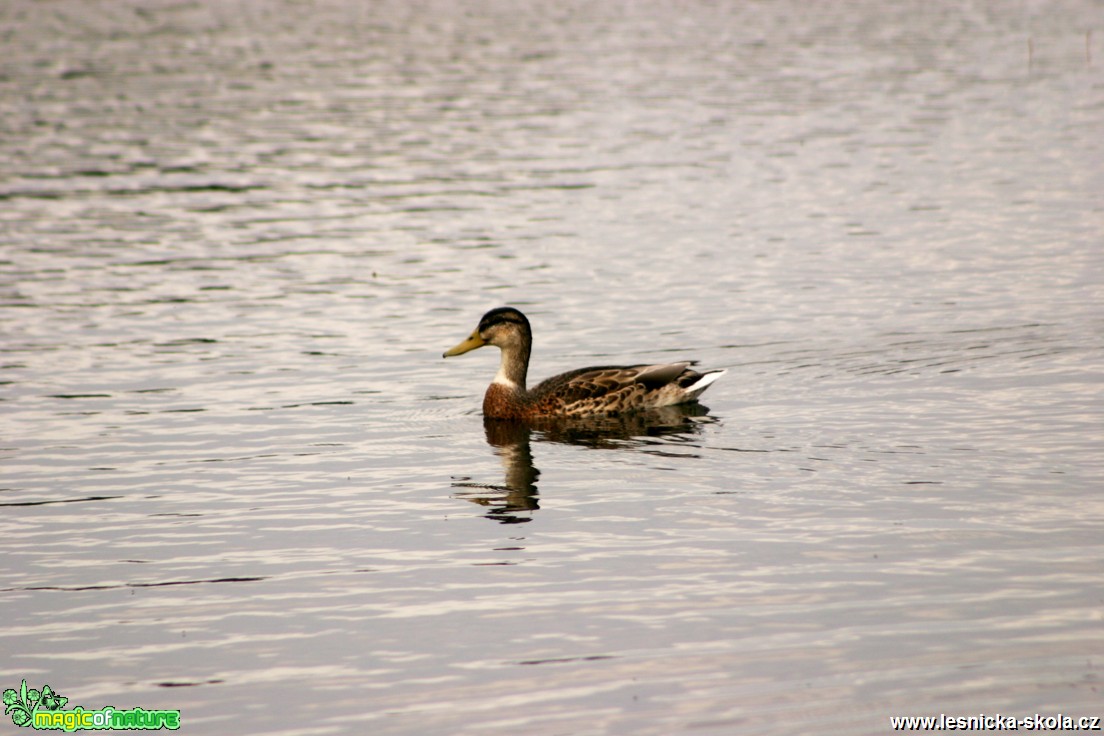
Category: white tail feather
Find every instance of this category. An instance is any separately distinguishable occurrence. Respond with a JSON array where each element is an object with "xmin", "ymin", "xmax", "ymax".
[{"xmin": 683, "ymin": 369, "xmax": 726, "ymax": 399}]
